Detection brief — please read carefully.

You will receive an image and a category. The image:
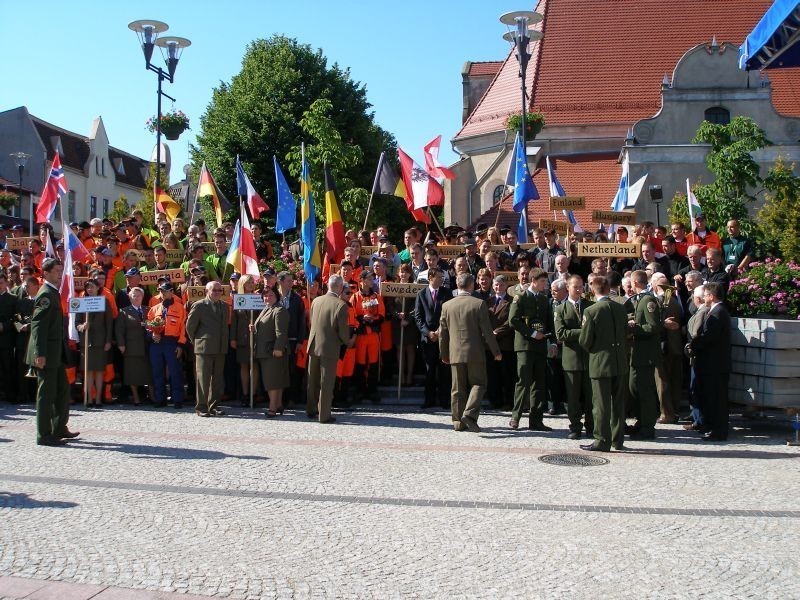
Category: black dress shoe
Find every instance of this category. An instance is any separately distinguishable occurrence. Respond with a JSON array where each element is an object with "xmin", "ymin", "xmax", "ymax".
[
  {"xmin": 307, "ymin": 412, "xmax": 319, "ymax": 420},
  {"xmin": 624, "ymin": 424, "xmax": 640, "ymax": 435},
  {"xmin": 210, "ymin": 409, "xmax": 225, "ymax": 416},
  {"xmin": 567, "ymin": 431, "xmax": 581, "ymax": 440},
  {"xmin": 701, "ymin": 433, "xmax": 727, "ymax": 442},
  {"xmin": 529, "ymin": 422, "xmax": 553, "ymax": 432},
  {"xmin": 630, "ymin": 431, "xmax": 655, "ymax": 440},
  {"xmin": 613, "ymin": 444, "xmax": 626, "ymax": 451},
  {"xmin": 153, "ymin": 402, "xmax": 167, "ymax": 408},
  {"xmin": 320, "ymin": 416, "xmax": 337, "ymax": 424},
  {"xmin": 195, "ymin": 410, "xmax": 210, "ymax": 417},
  {"xmin": 420, "ymin": 402, "xmax": 436, "ymax": 410},
  {"xmin": 37, "ymin": 437, "xmax": 67, "ymax": 446},
  {"xmin": 580, "ymin": 442, "xmax": 610, "ymax": 452},
  {"xmin": 59, "ymin": 430, "xmax": 81, "ymax": 439}
]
